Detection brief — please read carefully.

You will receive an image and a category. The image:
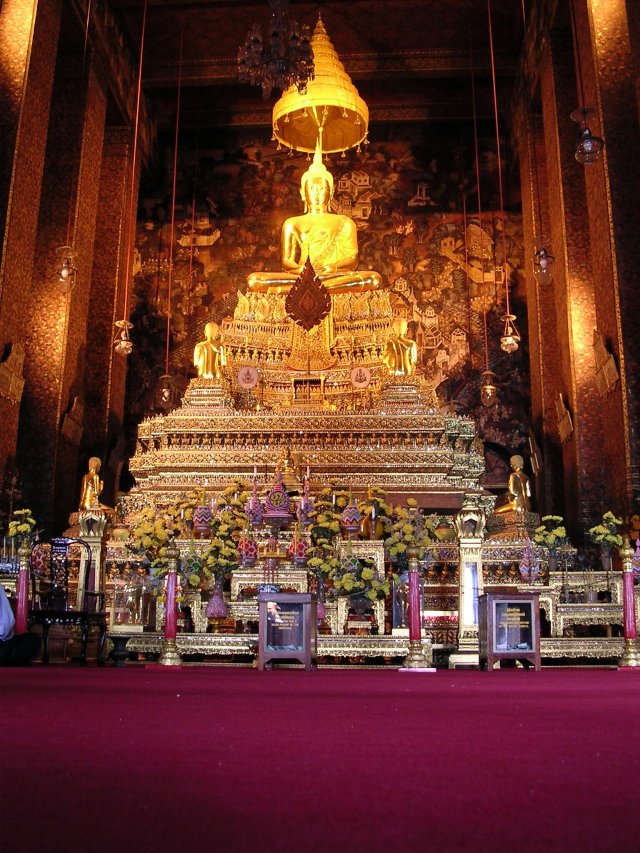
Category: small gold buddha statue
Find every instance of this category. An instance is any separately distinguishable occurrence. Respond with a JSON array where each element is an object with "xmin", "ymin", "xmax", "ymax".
[
  {"xmin": 79, "ymin": 457, "xmax": 110, "ymax": 511},
  {"xmin": 193, "ymin": 321, "xmax": 226, "ymax": 379},
  {"xmin": 382, "ymin": 318, "xmax": 418, "ymax": 377},
  {"xmin": 247, "ymin": 139, "xmax": 381, "ymax": 295},
  {"xmin": 494, "ymin": 455, "xmax": 531, "ymax": 514}
]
